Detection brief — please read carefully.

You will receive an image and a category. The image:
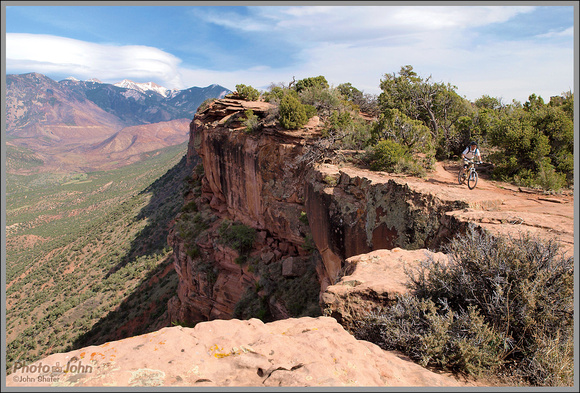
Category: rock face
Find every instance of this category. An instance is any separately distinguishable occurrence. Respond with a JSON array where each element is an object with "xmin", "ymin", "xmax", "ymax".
[
  {"xmin": 5, "ymin": 317, "xmax": 478, "ymax": 387},
  {"xmin": 306, "ymin": 162, "xmax": 574, "ymax": 290},
  {"xmin": 167, "ymin": 98, "xmax": 325, "ymax": 324},
  {"xmin": 305, "ymin": 164, "xmax": 466, "ymax": 289},
  {"xmin": 193, "ymin": 98, "xmax": 310, "ymax": 242}
]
